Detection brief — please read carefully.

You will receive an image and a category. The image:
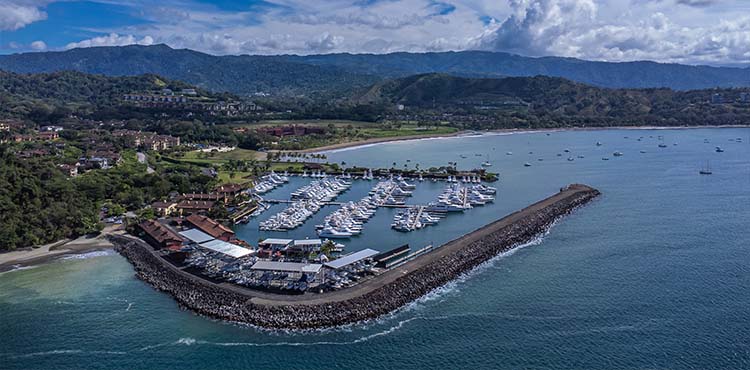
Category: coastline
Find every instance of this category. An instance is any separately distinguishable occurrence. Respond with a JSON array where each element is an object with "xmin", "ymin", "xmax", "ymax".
[
  {"xmin": 111, "ymin": 184, "xmax": 600, "ymax": 329},
  {"xmin": 305, "ymin": 124, "xmax": 750, "ymax": 154},
  {"xmin": 0, "ymin": 232, "xmax": 117, "ymax": 273}
]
